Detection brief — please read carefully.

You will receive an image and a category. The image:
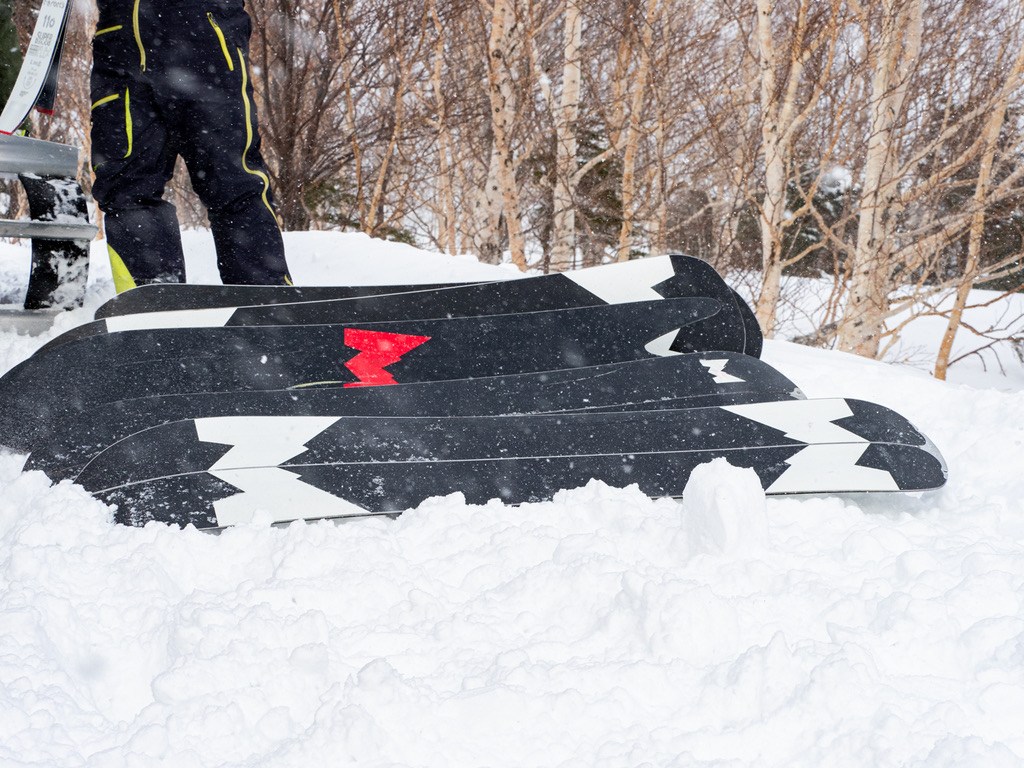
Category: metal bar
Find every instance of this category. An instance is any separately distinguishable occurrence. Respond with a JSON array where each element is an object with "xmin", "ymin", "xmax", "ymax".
[
  {"xmin": 0, "ymin": 133, "xmax": 79, "ymax": 177},
  {"xmin": 0, "ymin": 218, "xmax": 97, "ymax": 240}
]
